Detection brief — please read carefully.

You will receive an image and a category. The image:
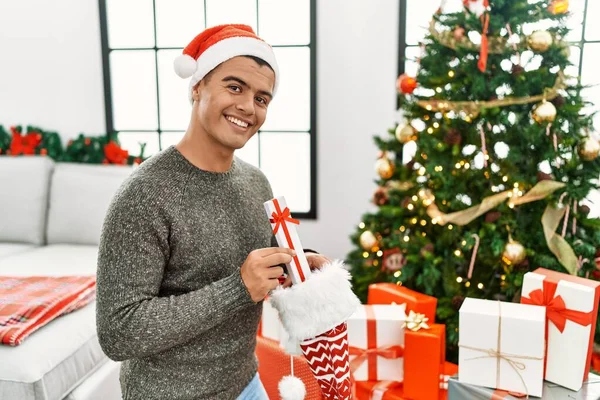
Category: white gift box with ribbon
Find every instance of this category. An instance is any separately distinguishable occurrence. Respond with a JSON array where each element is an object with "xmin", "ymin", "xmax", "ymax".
[
  {"xmin": 264, "ymin": 196, "xmax": 312, "ymax": 285},
  {"xmin": 458, "ymin": 298, "xmax": 546, "ymax": 397}
]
